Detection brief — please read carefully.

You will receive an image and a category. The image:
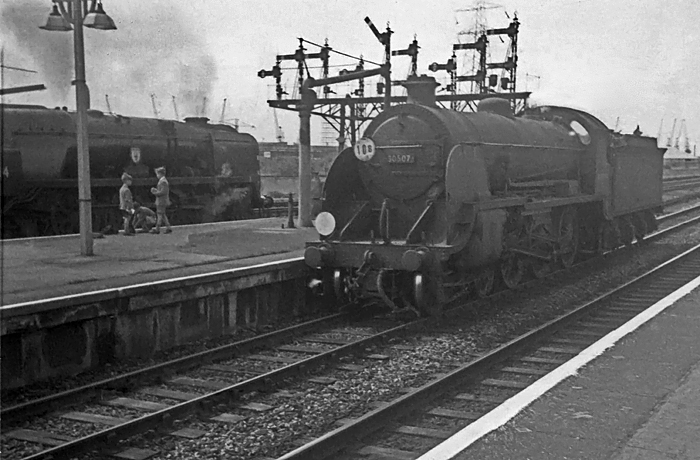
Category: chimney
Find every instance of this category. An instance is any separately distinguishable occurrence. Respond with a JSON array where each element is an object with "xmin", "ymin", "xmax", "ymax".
[
  {"xmin": 184, "ymin": 117, "xmax": 210, "ymax": 126},
  {"xmin": 401, "ymin": 75, "xmax": 439, "ymax": 106}
]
